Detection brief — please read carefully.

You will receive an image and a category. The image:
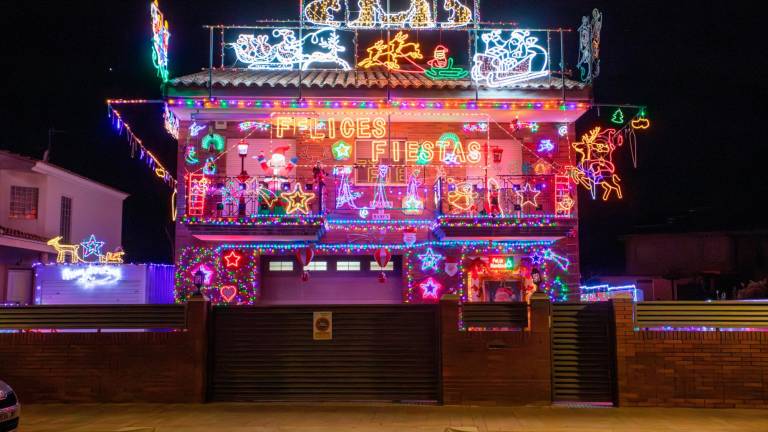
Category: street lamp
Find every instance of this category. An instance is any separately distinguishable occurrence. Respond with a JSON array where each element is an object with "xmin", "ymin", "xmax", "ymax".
[
  {"xmin": 237, "ymin": 142, "xmax": 249, "ymax": 180},
  {"xmin": 237, "ymin": 142, "xmax": 250, "ymax": 217},
  {"xmin": 193, "ymin": 268, "xmax": 204, "ymax": 297}
]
